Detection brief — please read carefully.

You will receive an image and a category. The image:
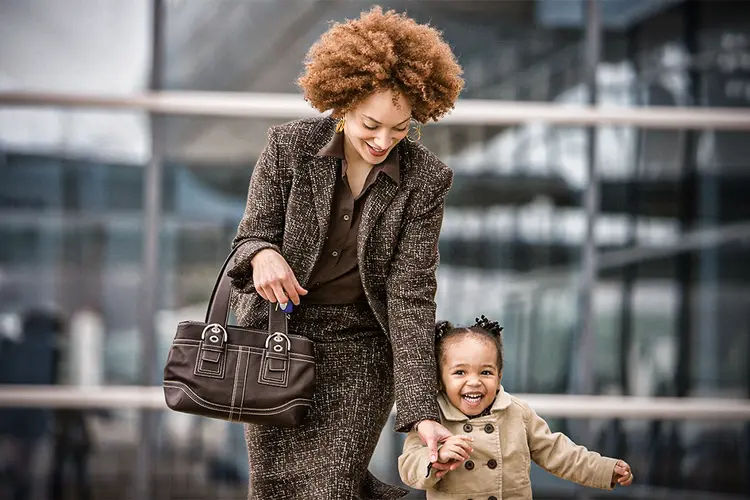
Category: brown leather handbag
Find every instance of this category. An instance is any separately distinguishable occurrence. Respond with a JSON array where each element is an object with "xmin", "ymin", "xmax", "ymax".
[{"xmin": 163, "ymin": 242, "xmax": 316, "ymax": 426}]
